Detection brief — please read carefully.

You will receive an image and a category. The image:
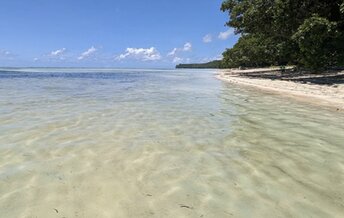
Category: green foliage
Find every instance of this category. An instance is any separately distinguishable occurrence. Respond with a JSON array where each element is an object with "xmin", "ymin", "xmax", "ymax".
[
  {"xmin": 222, "ymin": 34, "xmax": 277, "ymax": 68},
  {"xmin": 292, "ymin": 15, "xmax": 343, "ymax": 69},
  {"xmin": 222, "ymin": 34, "xmax": 299, "ymax": 68},
  {"xmin": 221, "ymin": 0, "xmax": 344, "ymax": 69},
  {"xmin": 176, "ymin": 60, "xmax": 223, "ymax": 69}
]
